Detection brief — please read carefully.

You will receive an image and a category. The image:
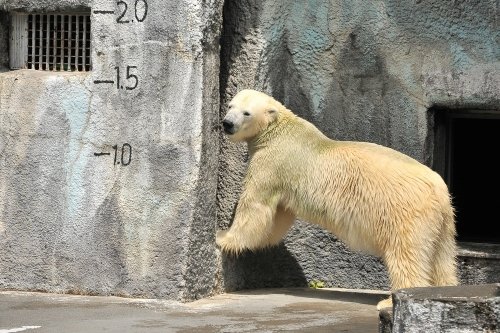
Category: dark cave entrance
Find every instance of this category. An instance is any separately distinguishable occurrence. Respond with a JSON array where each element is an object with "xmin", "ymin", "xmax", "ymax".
[{"xmin": 433, "ymin": 110, "xmax": 500, "ymax": 244}]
